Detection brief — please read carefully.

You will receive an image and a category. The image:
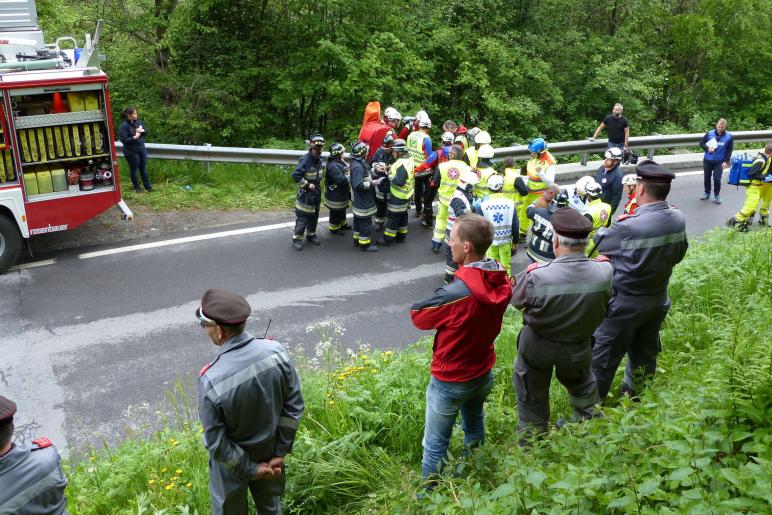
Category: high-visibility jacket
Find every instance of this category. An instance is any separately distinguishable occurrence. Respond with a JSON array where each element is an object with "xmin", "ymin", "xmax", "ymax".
[
  {"xmin": 463, "ymin": 146, "xmax": 478, "ymax": 169},
  {"xmin": 388, "ymin": 157, "xmax": 415, "ymax": 200},
  {"xmin": 474, "ymin": 161, "xmax": 497, "ymax": 198},
  {"xmin": 502, "ymin": 167, "xmax": 519, "ymax": 200},
  {"xmin": 584, "ymin": 197, "xmax": 611, "ymax": 240},
  {"xmin": 437, "ymin": 159, "xmax": 469, "ymax": 206},
  {"xmin": 407, "ymin": 131, "xmax": 431, "ymax": 176},
  {"xmin": 526, "ymin": 151, "xmax": 557, "ymax": 192},
  {"xmin": 480, "ymin": 192, "xmax": 517, "ymax": 246}
]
